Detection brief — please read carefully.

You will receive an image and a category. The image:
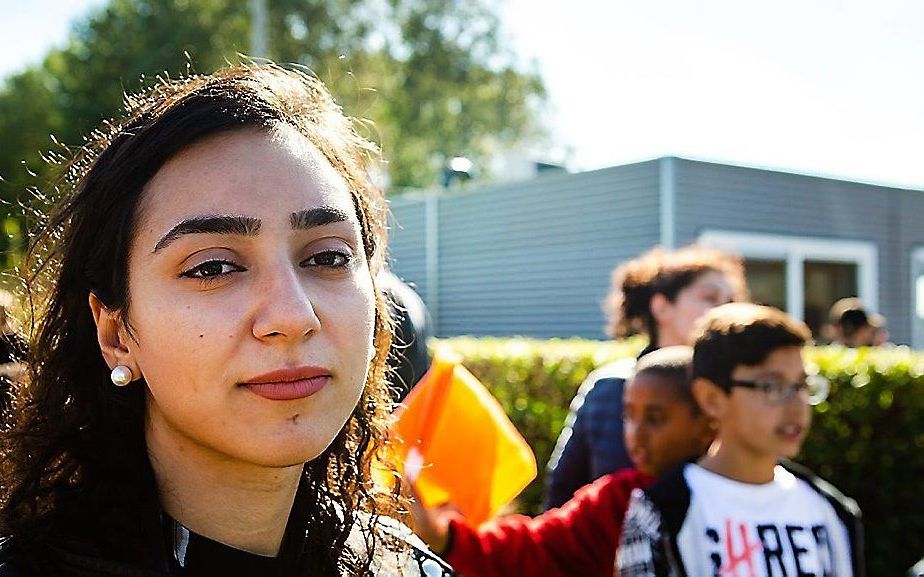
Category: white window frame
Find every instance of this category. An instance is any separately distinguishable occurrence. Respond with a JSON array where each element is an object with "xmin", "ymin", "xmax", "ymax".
[
  {"xmin": 698, "ymin": 230, "xmax": 879, "ymax": 322},
  {"xmin": 911, "ymin": 247, "xmax": 924, "ymax": 349}
]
